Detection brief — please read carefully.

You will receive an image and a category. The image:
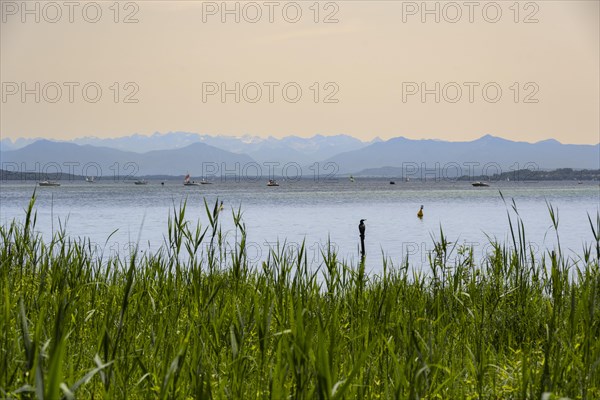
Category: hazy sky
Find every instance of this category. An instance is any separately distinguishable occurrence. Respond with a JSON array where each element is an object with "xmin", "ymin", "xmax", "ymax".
[{"xmin": 1, "ymin": 0, "xmax": 599, "ymax": 144}]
